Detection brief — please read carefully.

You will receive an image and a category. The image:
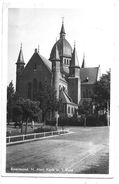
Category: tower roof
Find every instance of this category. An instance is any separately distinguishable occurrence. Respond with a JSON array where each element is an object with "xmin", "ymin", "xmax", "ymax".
[
  {"xmin": 17, "ymin": 44, "xmax": 25, "ymax": 64},
  {"xmin": 71, "ymin": 43, "xmax": 79, "ymax": 67},
  {"xmin": 50, "ymin": 20, "xmax": 72, "ymax": 60},
  {"xmin": 60, "ymin": 19, "xmax": 66, "ymax": 39},
  {"xmin": 50, "ymin": 38, "xmax": 72, "ymax": 60},
  {"xmin": 50, "ymin": 43, "xmax": 60, "ymax": 61},
  {"xmin": 81, "ymin": 54, "xmax": 86, "ymax": 68}
]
